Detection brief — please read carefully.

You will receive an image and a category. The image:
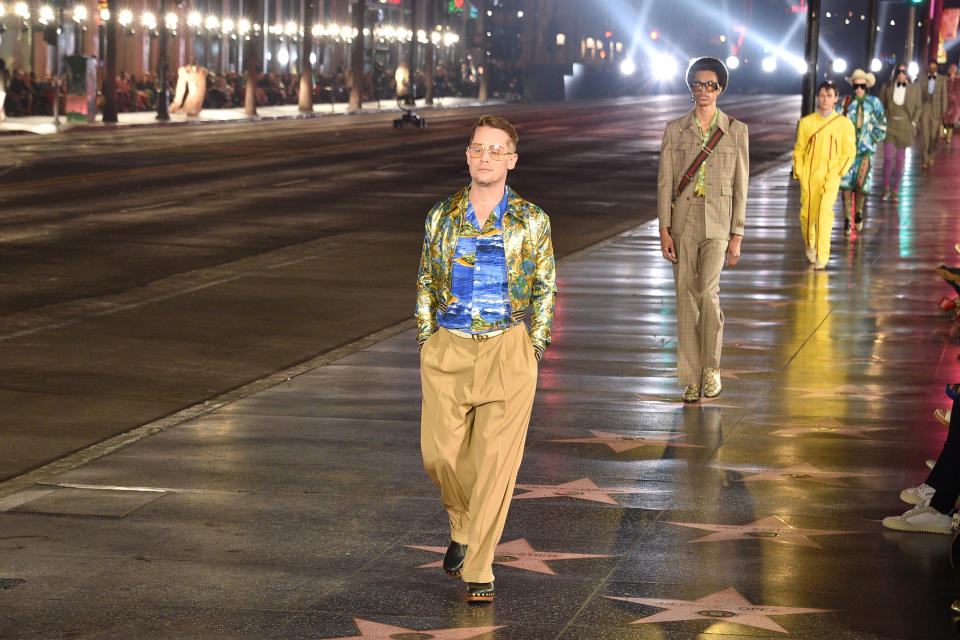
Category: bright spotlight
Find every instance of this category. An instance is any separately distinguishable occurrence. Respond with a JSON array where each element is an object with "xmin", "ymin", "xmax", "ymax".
[
  {"xmin": 907, "ymin": 61, "xmax": 919, "ymax": 78},
  {"xmin": 761, "ymin": 56, "xmax": 777, "ymax": 73},
  {"xmin": 277, "ymin": 48, "xmax": 289, "ymax": 66},
  {"xmin": 651, "ymin": 53, "xmax": 678, "ymax": 81},
  {"xmin": 793, "ymin": 58, "xmax": 807, "ymax": 75},
  {"xmin": 725, "ymin": 55, "xmax": 740, "ymax": 70},
  {"xmin": 620, "ymin": 59, "xmax": 636, "ymax": 76},
  {"xmin": 832, "ymin": 58, "xmax": 847, "ymax": 74},
  {"xmin": 870, "ymin": 58, "xmax": 883, "ymax": 73}
]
